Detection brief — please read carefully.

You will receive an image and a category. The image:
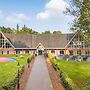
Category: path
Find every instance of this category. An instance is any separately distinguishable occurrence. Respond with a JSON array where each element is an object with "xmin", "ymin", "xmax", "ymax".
[{"xmin": 25, "ymin": 55, "xmax": 53, "ymax": 90}]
